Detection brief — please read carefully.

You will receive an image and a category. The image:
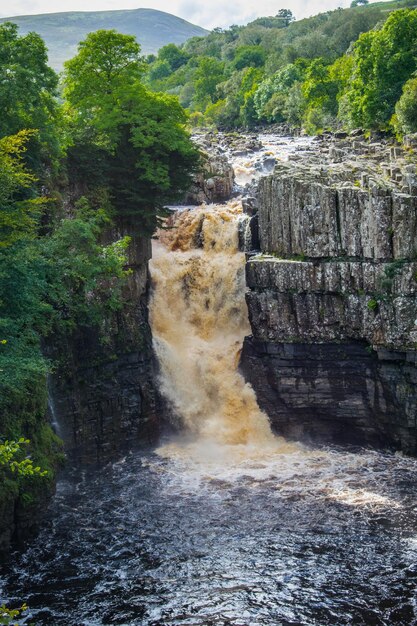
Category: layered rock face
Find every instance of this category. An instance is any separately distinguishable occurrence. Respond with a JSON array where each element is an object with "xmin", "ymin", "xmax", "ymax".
[
  {"xmin": 242, "ymin": 136, "xmax": 417, "ymax": 452},
  {"xmin": 50, "ymin": 228, "xmax": 157, "ymax": 462}
]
